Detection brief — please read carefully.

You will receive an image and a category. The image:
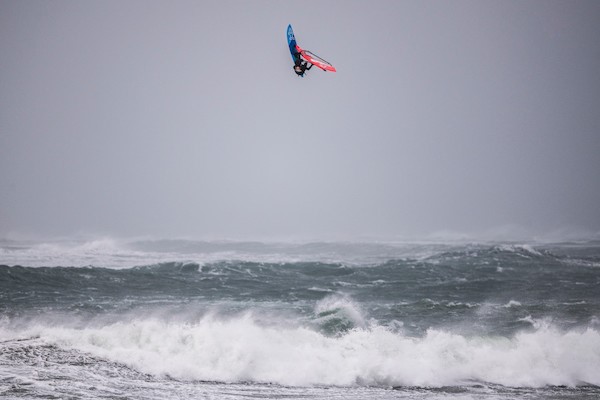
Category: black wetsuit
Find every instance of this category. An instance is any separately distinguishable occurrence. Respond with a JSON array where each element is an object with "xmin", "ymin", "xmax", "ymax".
[{"xmin": 293, "ymin": 54, "xmax": 312, "ymax": 76}]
